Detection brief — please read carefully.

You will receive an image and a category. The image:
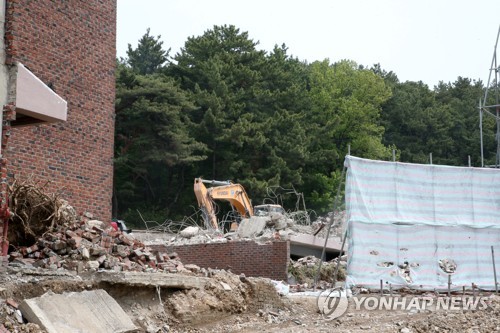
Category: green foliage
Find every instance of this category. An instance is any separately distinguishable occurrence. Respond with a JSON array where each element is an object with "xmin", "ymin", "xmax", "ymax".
[
  {"xmin": 114, "ymin": 60, "xmax": 206, "ymax": 220},
  {"xmin": 114, "ymin": 26, "xmax": 493, "ymax": 222},
  {"xmin": 169, "ymin": 25, "xmax": 311, "ymax": 208},
  {"xmin": 380, "ymin": 75, "xmax": 490, "ymax": 167},
  {"xmin": 126, "ymin": 28, "xmax": 169, "ymax": 75}
]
